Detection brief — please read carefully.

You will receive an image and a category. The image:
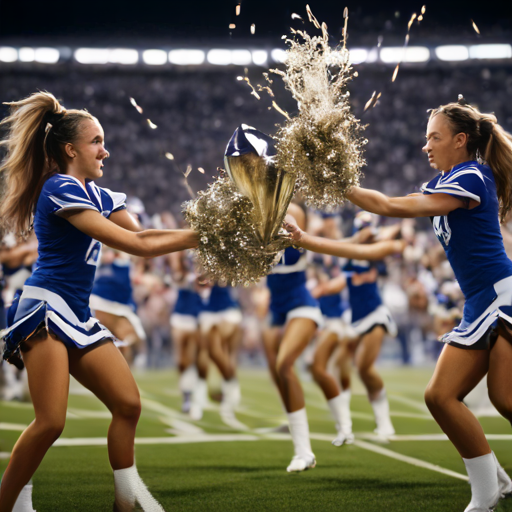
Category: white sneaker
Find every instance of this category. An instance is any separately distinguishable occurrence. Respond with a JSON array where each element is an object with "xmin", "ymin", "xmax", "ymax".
[
  {"xmin": 286, "ymin": 454, "xmax": 316, "ymax": 473},
  {"xmin": 374, "ymin": 425, "xmax": 395, "ymax": 437},
  {"xmin": 463, "ymin": 494, "xmax": 500, "ymax": 512},
  {"xmin": 332, "ymin": 432, "xmax": 355, "ymax": 447},
  {"xmin": 189, "ymin": 403, "xmax": 203, "ymax": 421},
  {"xmin": 496, "ymin": 459, "xmax": 512, "ymax": 498},
  {"xmin": 221, "ymin": 379, "xmax": 241, "ymax": 411}
]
